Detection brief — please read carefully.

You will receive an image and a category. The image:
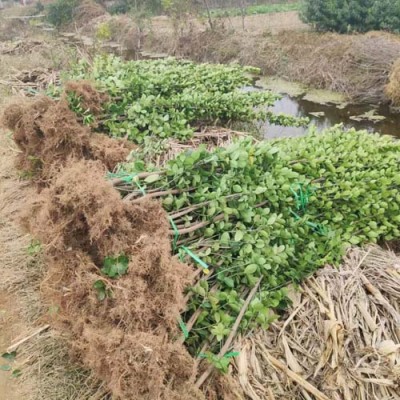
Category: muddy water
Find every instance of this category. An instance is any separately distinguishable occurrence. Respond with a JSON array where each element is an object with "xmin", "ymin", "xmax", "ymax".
[
  {"xmin": 264, "ymin": 93, "xmax": 400, "ymax": 139},
  {"xmin": 262, "ymin": 95, "xmax": 400, "ymax": 138}
]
